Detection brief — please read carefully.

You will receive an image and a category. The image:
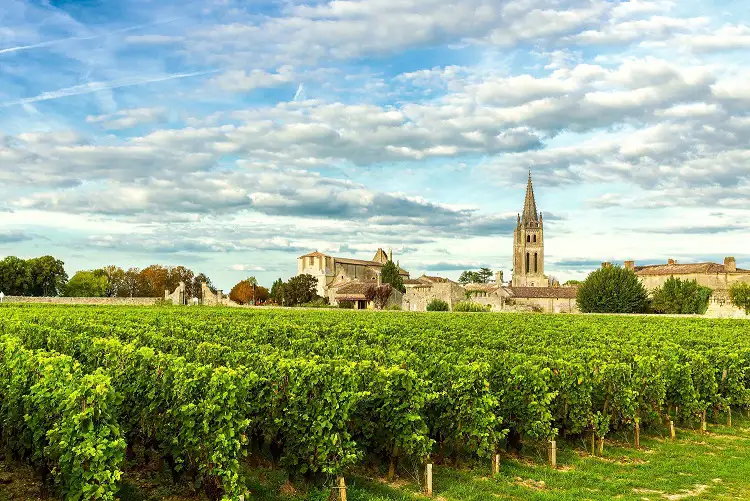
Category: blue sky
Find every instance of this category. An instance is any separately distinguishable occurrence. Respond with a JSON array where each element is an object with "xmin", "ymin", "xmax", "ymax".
[{"xmin": 1, "ymin": 0, "xmax": 749, "ymax": 290}]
